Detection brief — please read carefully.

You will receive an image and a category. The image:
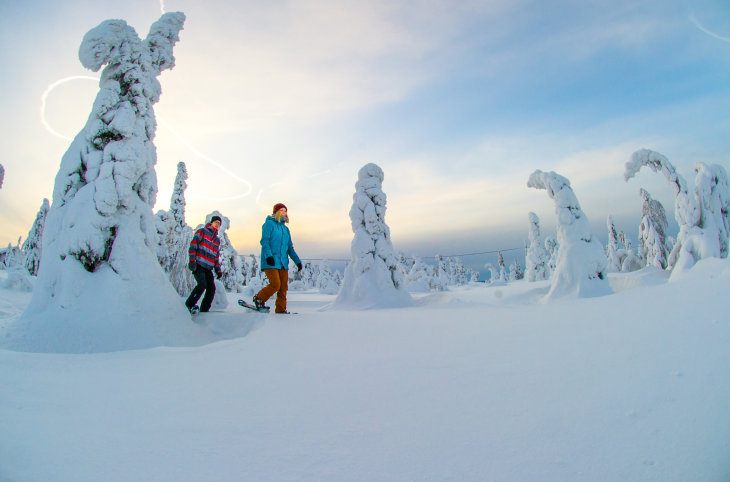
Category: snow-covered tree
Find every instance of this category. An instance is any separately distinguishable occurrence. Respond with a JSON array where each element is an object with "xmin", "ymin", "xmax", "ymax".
[
  {"xmin": 1, "ymin": 239, "xmax": 32, "ymax": 291},
  {"xmin": 526, "ymin": 212, "xmax": 549, "ymax": 281},
  {"xmin": 484, "ymin": 263, "xmax": 501, "ymax": 284},
  {"xmin": 508, "ymin": 261, "xmax": 518, "ymax": 281},
  {"xmin": 621, "ymin": 248, "xmax": 644, "ymax": 272},
  {"xmin": 0, "ymin": 163, "xmax": 4, "ymax": 189},
  {"xmin": 528, "ymin": 170, "xmax": 610, "ymax": 300},
  {"xmin": 497, "ymin": 251, "xmax": 508, "ymax": 282},
  {"xmin": 245, "ymin": 254, "xmax": 260, "ymax": 285},
  {"xmin": 22, "ymin": 199, "xmax": 50, "ymax": 276},
  {"xmin": 605, "ymin": 215, "xmax": 623, "ymax": 273},
  {"xmin": 297, "ymin": 260, "xmax": 316, "ymax": 289},
  {"xmin": 625, "ymin": 149, "xmax": 730, "ymax": 272},
  {"xmin": 544, "ymin": 236, "xmax": 558, "ymax": 277},
  {"xmin": 433, "ymin": 255, "xmax": 451, "ymax": 288},
  {"xmin": 155, "ymin": 162, "xmax": 195, "ymax": 296},
  {"xmin": 332, "ymin": 163, "xmax": 412, "ymax": 309},
  {"xmin": 638, "ymin": 188, "xmax": 669, "ymax": 270},
  {"xmin": 406, "ymin": 256, "xmax": 433, "ymax": 292},
  {"xmin": 317, "ymin": 260, "xmax": 340, "ymax": 294},
  {"xmin": 14, "ymin": 13, "xmax": 190, "ymax": 352},
  {"xmin": 1, "ymin": 239, "xmax": 23, "ymax": 270},
  {"xmin": 451, "ymin": 257, "xmax": 471, "ymax": 285}
]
